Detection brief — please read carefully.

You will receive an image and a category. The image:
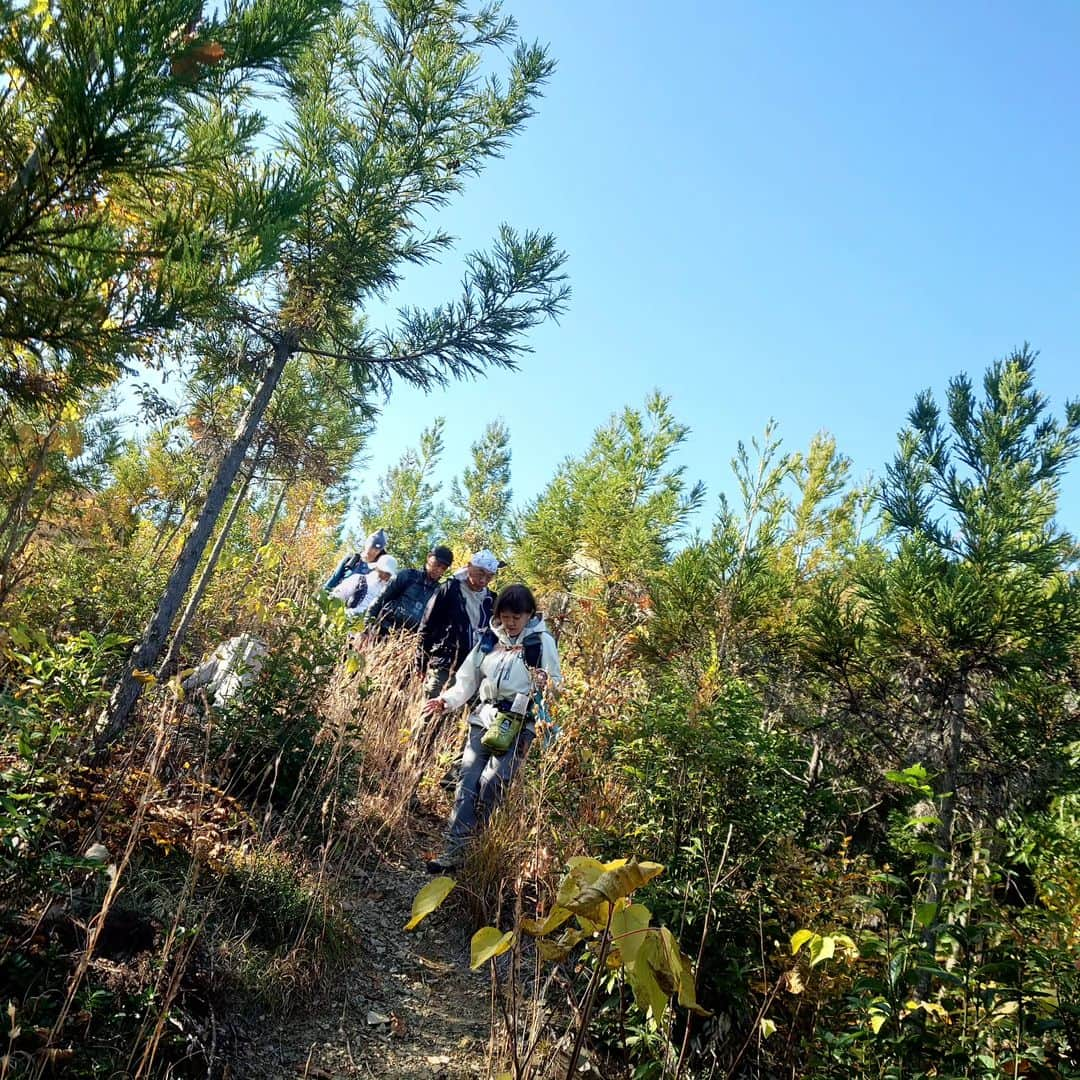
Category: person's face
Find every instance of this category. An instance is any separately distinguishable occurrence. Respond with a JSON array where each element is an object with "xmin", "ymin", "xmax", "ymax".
[
  {"xmin": 465, "ymin": 563, "xmax": 495, "ymax": 591},
  {"xmin": 363, "ymin": 544, "xmax": 383, "ymax": 563},
  {"xmin": 377, "ymin": 570, "xmax": 392, "ymax": 583},
  {"xmin": 426, "ymin": 555, "xmax": 450, "ymax": 582},
  {"xmin": 498, "ymin": 608, "xmax": 531, "ymax": 638}
]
